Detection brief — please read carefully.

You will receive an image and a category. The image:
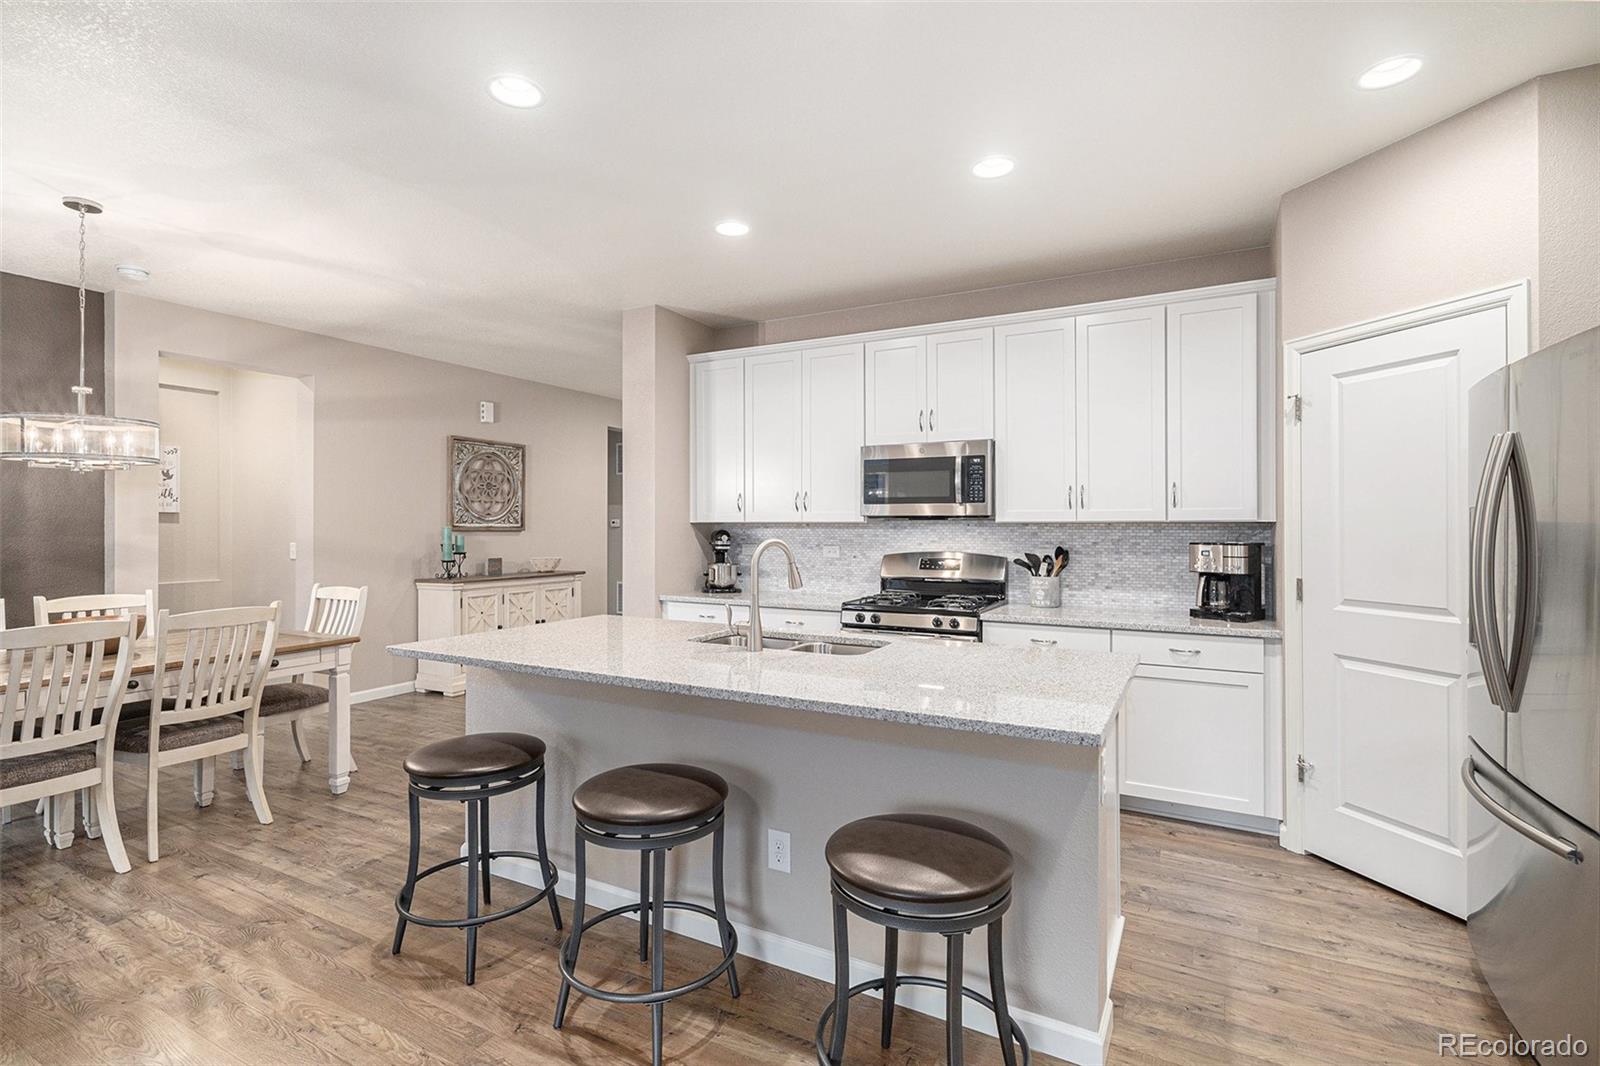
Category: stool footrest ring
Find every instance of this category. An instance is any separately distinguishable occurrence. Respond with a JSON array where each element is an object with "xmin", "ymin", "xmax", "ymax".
[
  {"xmin": 557, "ymin": 900, "xmax": 738, "ymax": 1005},
  {"xmin": 395, "ymin": 849, "xmax": 558, "ymax": 929},
  {"xmin": 813, "ymin": 975, "xmax": 1030, "ymax": 1065}
]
